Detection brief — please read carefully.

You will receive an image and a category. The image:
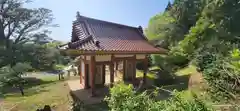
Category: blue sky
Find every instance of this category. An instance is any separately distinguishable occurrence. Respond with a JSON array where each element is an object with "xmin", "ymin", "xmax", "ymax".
[{"xmin": 26, "ymin": 0, "xmax": 171, "ymax": 42}]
